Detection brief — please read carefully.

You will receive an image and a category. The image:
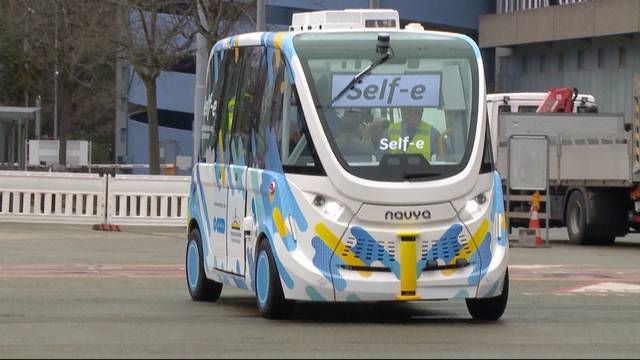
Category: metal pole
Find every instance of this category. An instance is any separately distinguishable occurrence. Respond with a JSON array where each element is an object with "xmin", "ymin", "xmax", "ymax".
[
  {"xmin": 506, "ymin": 137, "xmax": 512, "ymax": 242},
  {"xmin": 9, "ymin": 124, "xmax": 16, "ymax": 167},
  {"xmin": 53, "ymin": 4, "xmax": 59, "ymax": 140},
  {"xmin": 35, "ymin": 95, "xmax": 41, "ymax": 139},
  {"xmin": 25, "ymin": 117, "xmax": 29, "ymax": 169},
  {"xmin": 17, "ymin": 119, "xmax": 23, "ymax": 170},
  {"xmin": 369, "ymin": 0, "xmax": 380, "ymax": 9},
  {"xmin": 546, "ymin": 136, "xmax": 551, "ymax": 247},
  {"xmin": 89, "ymin": 141, "xmax": 92, "ymax": 174},
  {"xmin": 257, "ymin": 0, "xmax": 266, "ymax": 32},
  {"xmin": 193, "ymin": 1, "xmax": 208, "ymax": 166},
  {"xmin": 24, "ymin": 133, "xmax": 28, "ymax": 171}
]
